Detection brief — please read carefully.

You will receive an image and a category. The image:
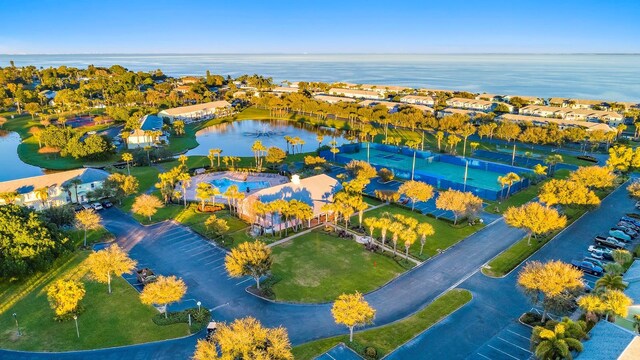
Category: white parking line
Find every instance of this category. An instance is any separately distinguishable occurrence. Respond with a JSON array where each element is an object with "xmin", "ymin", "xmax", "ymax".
[
  {"xmin": 170, "ymin": 234, "xmax": 195, "ymax": 243},
  {"xmin": 505, "ymin": 330, "xmax": 530, "ymax": 342},
  {"xmin": 177, "ymin": 242, "xmax": 199, "ymax": 250},
  {"xmin": 497, "ymin": 337, "xmax": 532, "ymax": 354},
  {"xmin": 204, "ymin": 258, "xmax": 224, "ymax": 266},
  {"xmin": 189, "ymin": 248, "xmax": 216, "ymax": 258},
  {"xmin": 211, "ymin": 263, "xmax": 226, "ymax": 270},
  {"xmin": 476, "ymin": 352, "xmax": 492, "ymax": 360},
  {"xmin": 235, "ymin": 278, "xmax": 252, "ymax": 286},
  {"xmin": 185, "ymin": 244, "xmax": 211, "ymax": 253},
  {"xmin": 486, "ymin": 345, "xmax": 519, "ymax": 360}
]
